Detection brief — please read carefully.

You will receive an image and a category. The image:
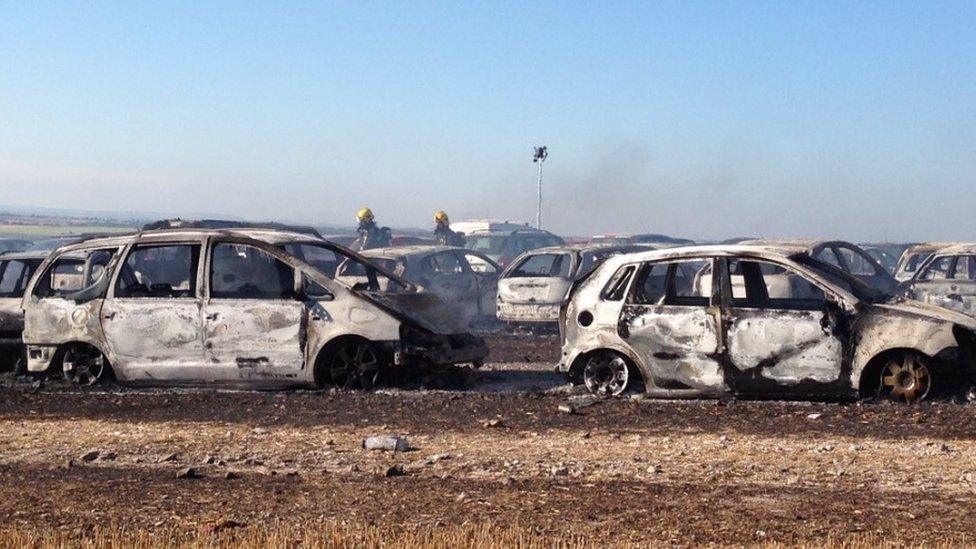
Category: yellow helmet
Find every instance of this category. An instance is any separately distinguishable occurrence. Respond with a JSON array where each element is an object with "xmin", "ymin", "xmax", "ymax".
[
  {"xmin": 434, "ymin": 210, "xmax": 449, "ymax": 224},
  {"xmin": 357, "ymin": 207, "xmax": 374, "ymax": 223}
]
